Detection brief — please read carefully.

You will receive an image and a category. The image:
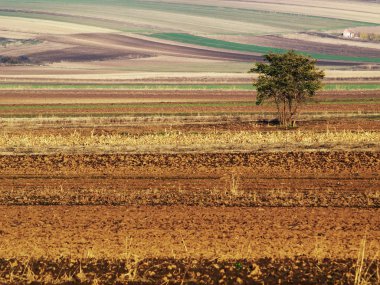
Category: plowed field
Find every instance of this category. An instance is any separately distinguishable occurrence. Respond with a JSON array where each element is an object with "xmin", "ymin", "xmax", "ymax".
[
  {"xmin": 0, "ymin": 206, "xmax": 378, "ymax": 259},
  {"xmin": 0, "ymin": 89, "xmax": 379, "ymax": 284},
  {"xmin": 0, "ymin": 152, "xmax": 379, "ymax": 209}
]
